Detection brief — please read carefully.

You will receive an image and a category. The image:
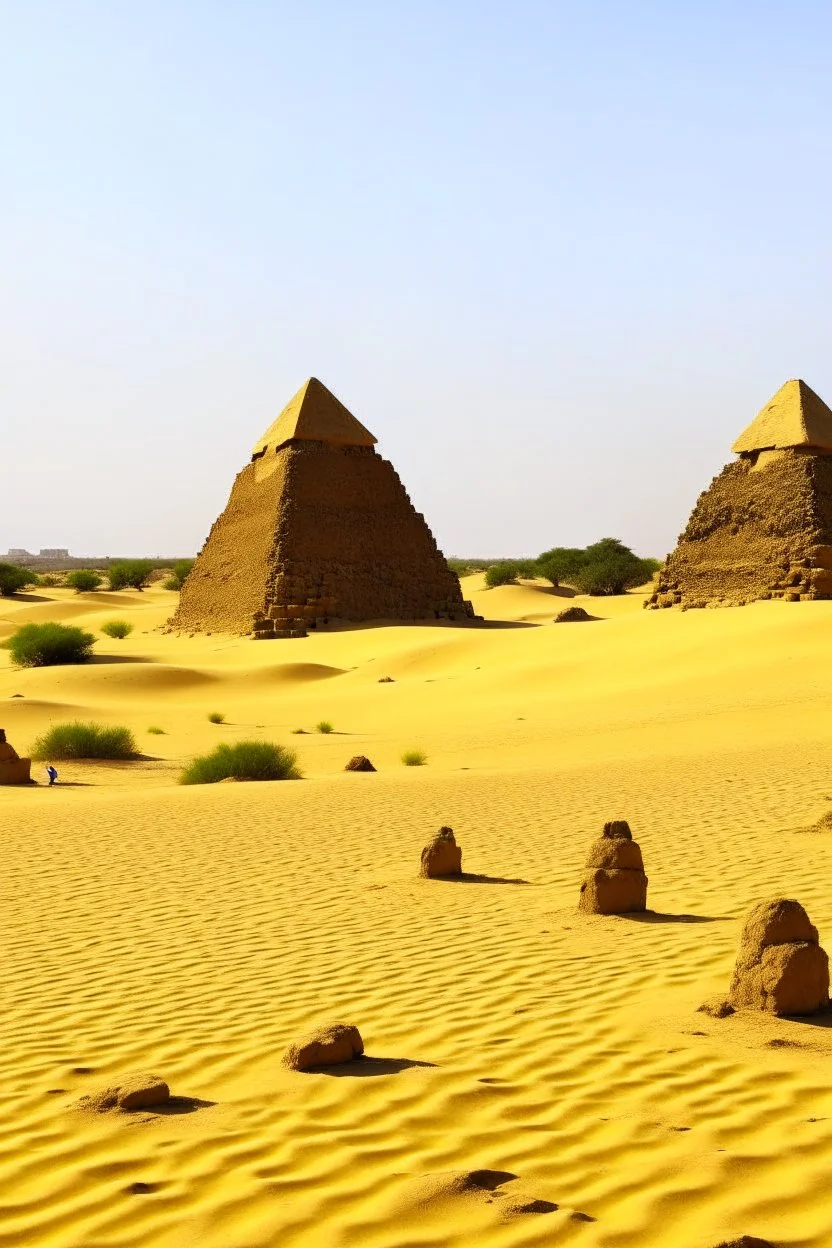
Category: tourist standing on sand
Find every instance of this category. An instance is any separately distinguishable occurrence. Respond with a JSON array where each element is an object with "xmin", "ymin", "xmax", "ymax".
[{"xmin": 45, "ymin": 765, "xmax": 58, "ymax": 786}]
